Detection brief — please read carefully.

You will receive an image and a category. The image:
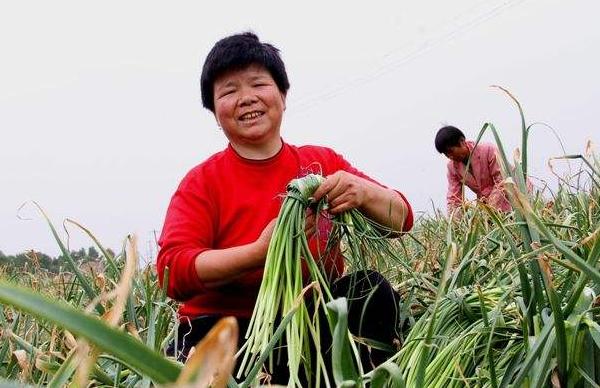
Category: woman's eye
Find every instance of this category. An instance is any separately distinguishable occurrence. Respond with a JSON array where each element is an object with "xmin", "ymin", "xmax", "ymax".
[{"xmin": 218, "ymin": 90, "xmax": 235, "ymax": 98}]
